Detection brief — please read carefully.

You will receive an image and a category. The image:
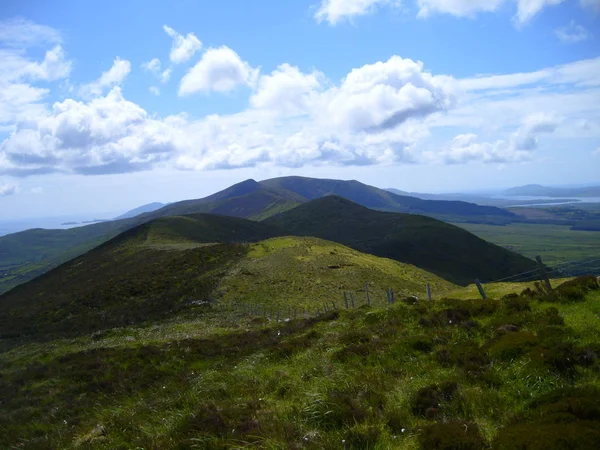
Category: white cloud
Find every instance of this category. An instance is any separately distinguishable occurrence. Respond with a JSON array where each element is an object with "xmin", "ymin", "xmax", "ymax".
[
  {"xmin": 251, "ymin": 64, "xmax": 325, "ymax": 115},
  {"xmin": 160, "ymin": 68, "xmax": 172, "ymax": 84},
  {"xmin": 417, "ymin": 0, "xmax": 565, "ymax": 24},
  {"xmin": 555, "ymin": 20, "xmax": 591, "ymax": 43},
  {"xmin": 141, "ymin": 58, "xmax": 161, "ymax": 74},
  {"xmin": 0, "ymin": 17, "xmax": 62, "ymax": 47},
  {"xmin": 163, "ymin": 25, "xmax": 202, "ymax": 64},
  {"xmin": 149, "ymin": 86, "xmax": 160, "ymax": 96},
  {"xmin": 0, "ymin": 182, "xmax": 17, "ymax": 196},
  {"xmin": 417, "ymin": 0, "xmax": 504, "ymax": 18},
  {"xmin": 315, "ymin": 0, "xmax": 401, "ymax": 25},
  {"xmin": 0, "ymin": 20, "xmax": 71, "ymax": 128},
  {"xmin": 79, "ymin": 57, "xmax": 131, "ymax": 98},
  {"xmin": 179, "ymin": 46, "xmax": 258, "ymax": 95},
  {"xmin": 431, "ymin": 114, "xmax": 560, "ymax": 164},
  {"xmin": 321, "ymin": 55, "xmax": 457, "ymax": 132}
]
